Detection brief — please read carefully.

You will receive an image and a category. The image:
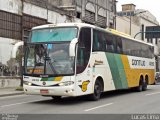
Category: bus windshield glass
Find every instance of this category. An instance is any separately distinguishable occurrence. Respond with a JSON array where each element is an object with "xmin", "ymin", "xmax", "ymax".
[
  {"xmin": 31, "ymin": 27, "xmax": 78, "ymax": 42},
  {"xmin": 25, "ymin": 42, "xmax": 75, "ymax": 76},
  {"xmin": 24, "ymin": 27, "xmax": 78, "ymax": 76}
]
